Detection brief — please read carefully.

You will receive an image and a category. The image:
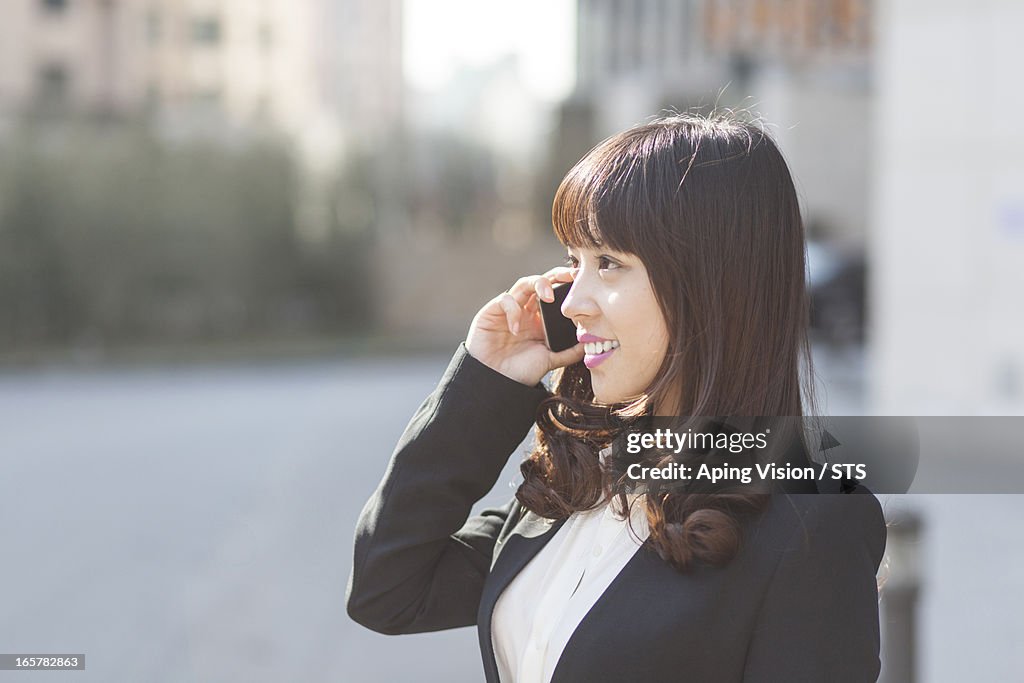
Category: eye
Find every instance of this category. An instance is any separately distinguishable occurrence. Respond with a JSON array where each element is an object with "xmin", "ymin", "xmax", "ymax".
[{"xmin": 564, "ymin": 253, "xmax": 621, "ymax": 271}]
